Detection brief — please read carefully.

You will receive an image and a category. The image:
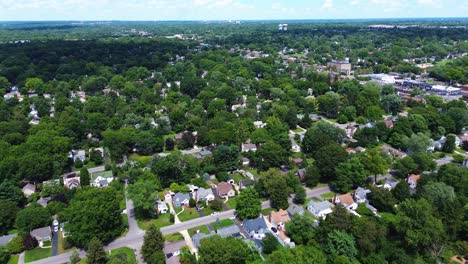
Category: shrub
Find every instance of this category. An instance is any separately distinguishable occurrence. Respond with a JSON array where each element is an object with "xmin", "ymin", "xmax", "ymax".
[
  {"xmin": 7, "ymin": 236, "xmax": 25, "ymax": 254},
  {"xmin": 209, "ymin": 199, "xmax": 223, "ymax": 211}
]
